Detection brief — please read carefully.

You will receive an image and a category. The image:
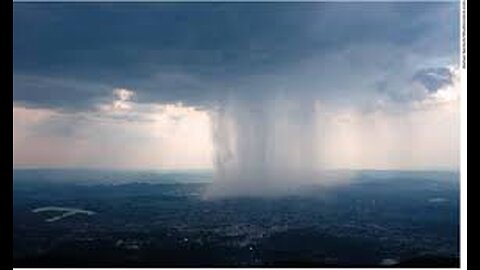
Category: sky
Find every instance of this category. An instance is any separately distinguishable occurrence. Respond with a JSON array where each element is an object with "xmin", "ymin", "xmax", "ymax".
[{"xmin": 13, "ymin": 2, "xmax": 460, "ymax": 170}]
